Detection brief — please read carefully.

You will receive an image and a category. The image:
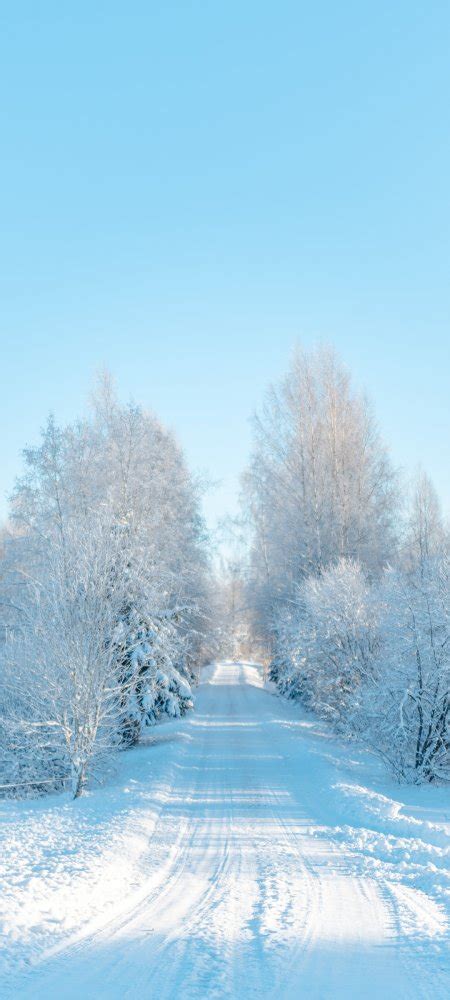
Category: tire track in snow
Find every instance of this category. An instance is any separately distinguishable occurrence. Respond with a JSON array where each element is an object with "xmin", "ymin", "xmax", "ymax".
[{"xmin": 6, "ymin": 661, "xmax": 450, "ymax": 999}]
